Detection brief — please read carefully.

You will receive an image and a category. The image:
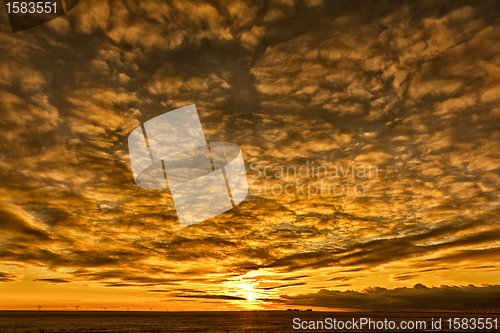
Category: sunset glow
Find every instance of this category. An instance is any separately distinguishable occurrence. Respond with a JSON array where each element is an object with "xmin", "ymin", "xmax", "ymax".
[{"xmin": 1, "ymin": 0, "xmax": 500, "ymax": 314}]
